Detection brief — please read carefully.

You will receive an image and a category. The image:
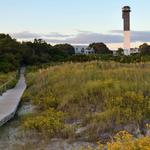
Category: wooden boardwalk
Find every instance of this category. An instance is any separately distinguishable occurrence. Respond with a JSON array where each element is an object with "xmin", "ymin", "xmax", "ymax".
[{"xmin": 0, "ymin": 68, "xmax": 26, "ymax": 126}]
